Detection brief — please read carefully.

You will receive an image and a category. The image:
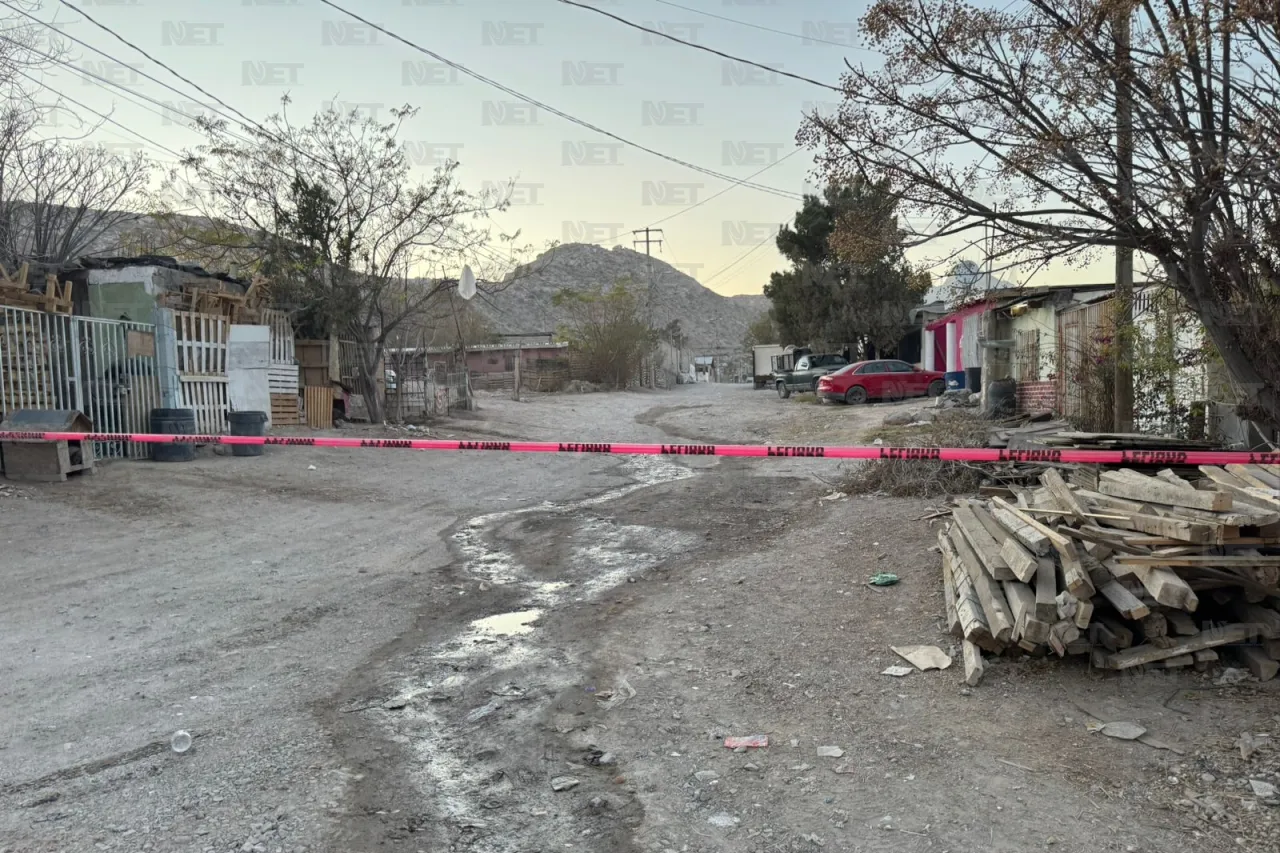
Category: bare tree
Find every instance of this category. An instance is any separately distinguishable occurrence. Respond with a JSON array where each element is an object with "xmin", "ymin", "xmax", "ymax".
[
  {"xmin": 0, "ymin": 141, "xmax": 152, "ymax": 267},
  {"xmin": 164, "ymin": 96, "xmax": 538, "ymax": 421},
  {"xmin": 802, "ymin": 0, "xmax": 1280, "ymax": 425}
]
